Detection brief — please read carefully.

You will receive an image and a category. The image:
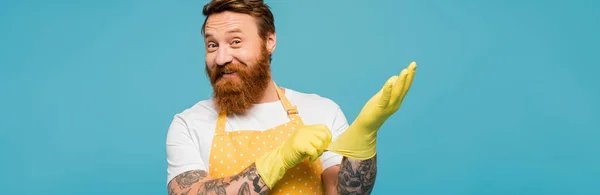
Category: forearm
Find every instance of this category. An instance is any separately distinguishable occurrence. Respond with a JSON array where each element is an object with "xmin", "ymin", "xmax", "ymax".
[
  {"xmin": 168, "ymin": 164, "xmax": 269, "ymax": 195},
  {"xmin": 336, "ymin": 155, "xmax": 377, "ymax": 195}
]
